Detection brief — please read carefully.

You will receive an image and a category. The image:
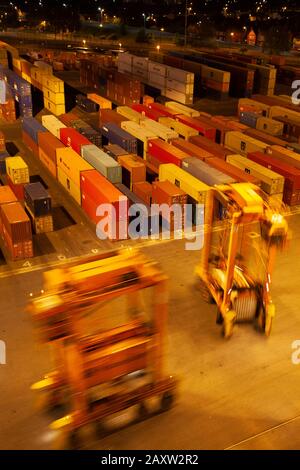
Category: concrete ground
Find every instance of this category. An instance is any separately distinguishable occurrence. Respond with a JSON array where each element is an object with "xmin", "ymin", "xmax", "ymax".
[{"xmin": 1, "ymin": 120, "xmax": 300, "ymax": 450}]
